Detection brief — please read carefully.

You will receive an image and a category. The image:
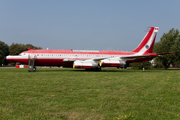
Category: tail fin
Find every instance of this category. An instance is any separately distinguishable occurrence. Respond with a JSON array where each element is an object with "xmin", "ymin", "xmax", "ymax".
[{"xmin": 132, "ymin": 27, "xmax": 159, "ymax": 54}]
